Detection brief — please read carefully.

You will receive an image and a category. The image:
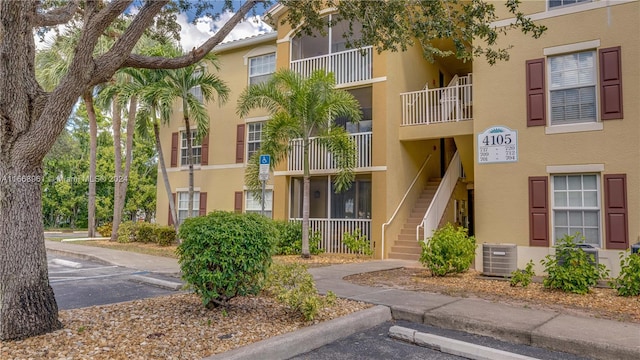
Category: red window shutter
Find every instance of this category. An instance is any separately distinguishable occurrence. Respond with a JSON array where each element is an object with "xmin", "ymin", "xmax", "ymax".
[
  {"xmin": 199, "ymin": 192, "xmax": 207, "ymax": 216},
  {"xmin": 236, "ymin": 124, "xmax": 245, "ymax": 163},
  {"xmin": 526, "ymin": 58, "xmax": 546, "ymax": 127},
  {"xmin": 604, "ymin": 174, "xmax": 628, "ymax": 250},
  {"xmin": 170, "ymin": 132, "xmax": 179, "ymax": 167},
  {"xmin": 201, "ymin": 133, "xmax": 209, "ymax": 165},
  {"xmin": 529, "ymin": 176, "xmax": 549, "ymax": 247},
  {"xmin": 234, "ymin": 191, "xmax": 243, "ymax": 213},
  {"xmin": 599, "ymin": 46, "xmax": 623, "ymax": 120},
  {"xmin": 168, "ymin": 192, "xmax": 176, "ymax": 226}
]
